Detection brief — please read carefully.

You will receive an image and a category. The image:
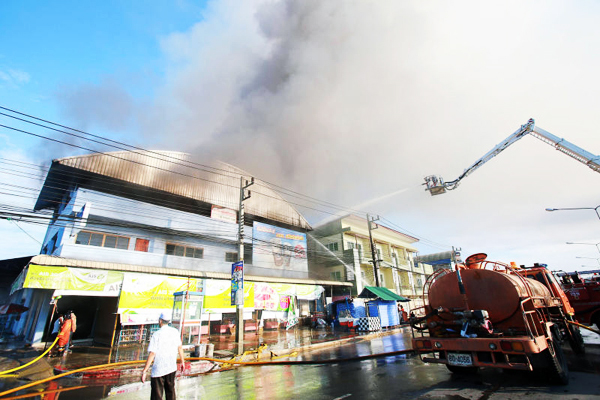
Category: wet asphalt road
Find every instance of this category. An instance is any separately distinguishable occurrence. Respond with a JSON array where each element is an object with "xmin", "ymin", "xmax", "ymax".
[
  {"xmin": 54, "ymin": 351, "xmax": 600, "ymax": 400},
  {"xmin": 58, "ymin": 330, "xmax": 600, "ymax": 400},
  {"xmin": 3, "ymin": 328, "xmax": 600, "ymax": 399}
]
